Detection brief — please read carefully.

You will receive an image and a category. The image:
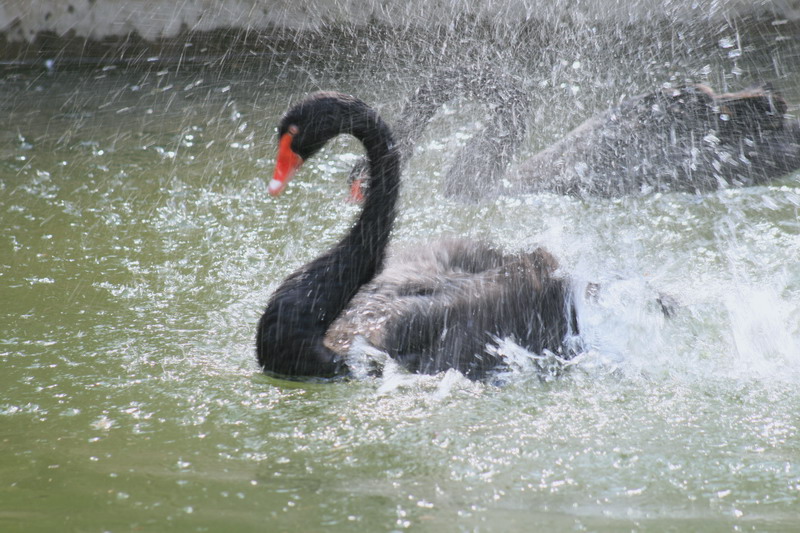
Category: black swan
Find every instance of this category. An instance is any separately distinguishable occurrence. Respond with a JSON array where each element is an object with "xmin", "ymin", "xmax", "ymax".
[
  {"xmin": 257, "ymin": 92, "xmax": 576, "ymax": 381},
  {"xmin": 347, "ymin": 67, "xmax": 530, "ymax": 202},
  {"xmin": 508, "ymin": 84, "xmax": 800, "ymax": 197},
  {"xmin": 361, "ymin": 81, "xmax": 799, "ymax": 199}
]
